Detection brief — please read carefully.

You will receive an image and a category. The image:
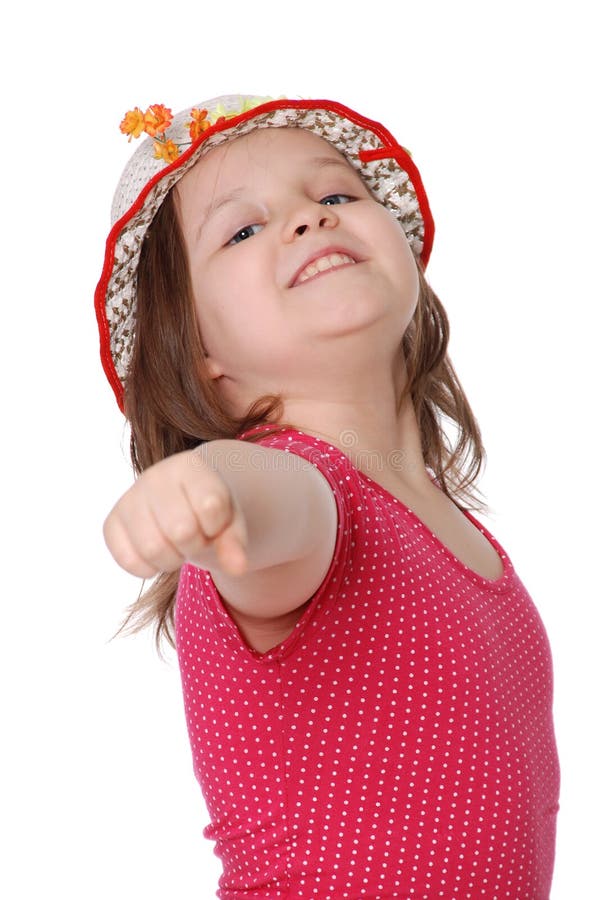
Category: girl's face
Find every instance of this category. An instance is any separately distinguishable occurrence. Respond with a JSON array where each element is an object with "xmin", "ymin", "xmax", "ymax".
[{"xmin": 175, "ymin": 127, "xmax": 419, "ymax": 412}]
